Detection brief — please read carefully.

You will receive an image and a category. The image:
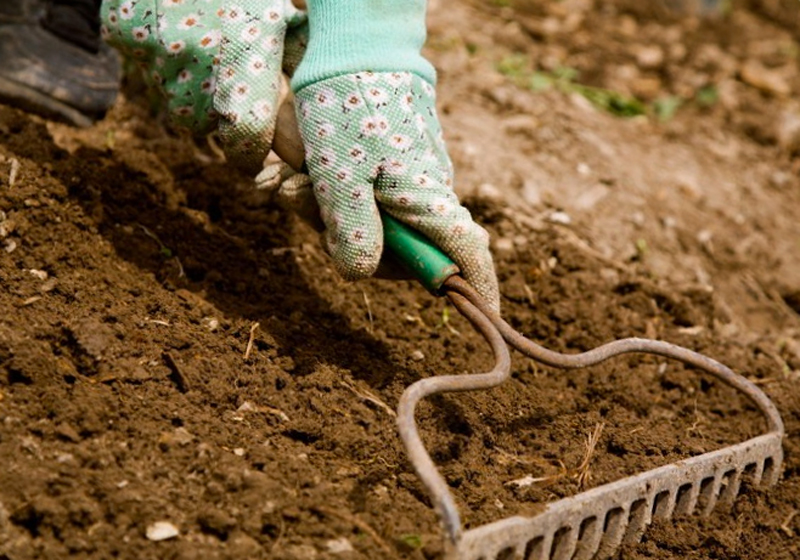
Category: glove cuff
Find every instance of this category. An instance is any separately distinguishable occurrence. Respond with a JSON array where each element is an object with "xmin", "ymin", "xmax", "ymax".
[{"xmin": 290, "ymin": 0, "xmax": 436, "ymax": 93}]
